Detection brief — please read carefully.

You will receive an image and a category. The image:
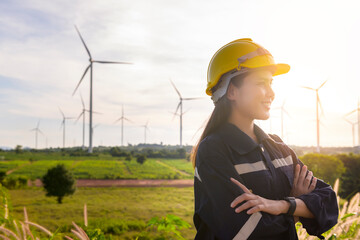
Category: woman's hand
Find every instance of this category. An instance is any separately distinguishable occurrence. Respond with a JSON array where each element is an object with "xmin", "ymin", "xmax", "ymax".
[
  {"xmin": 230, "ymin": 177, "xmax": 289, "ymax": 216},
  {"xmin": 290, "ymin": 164, "xmax": 317, "ymax": 197}
]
